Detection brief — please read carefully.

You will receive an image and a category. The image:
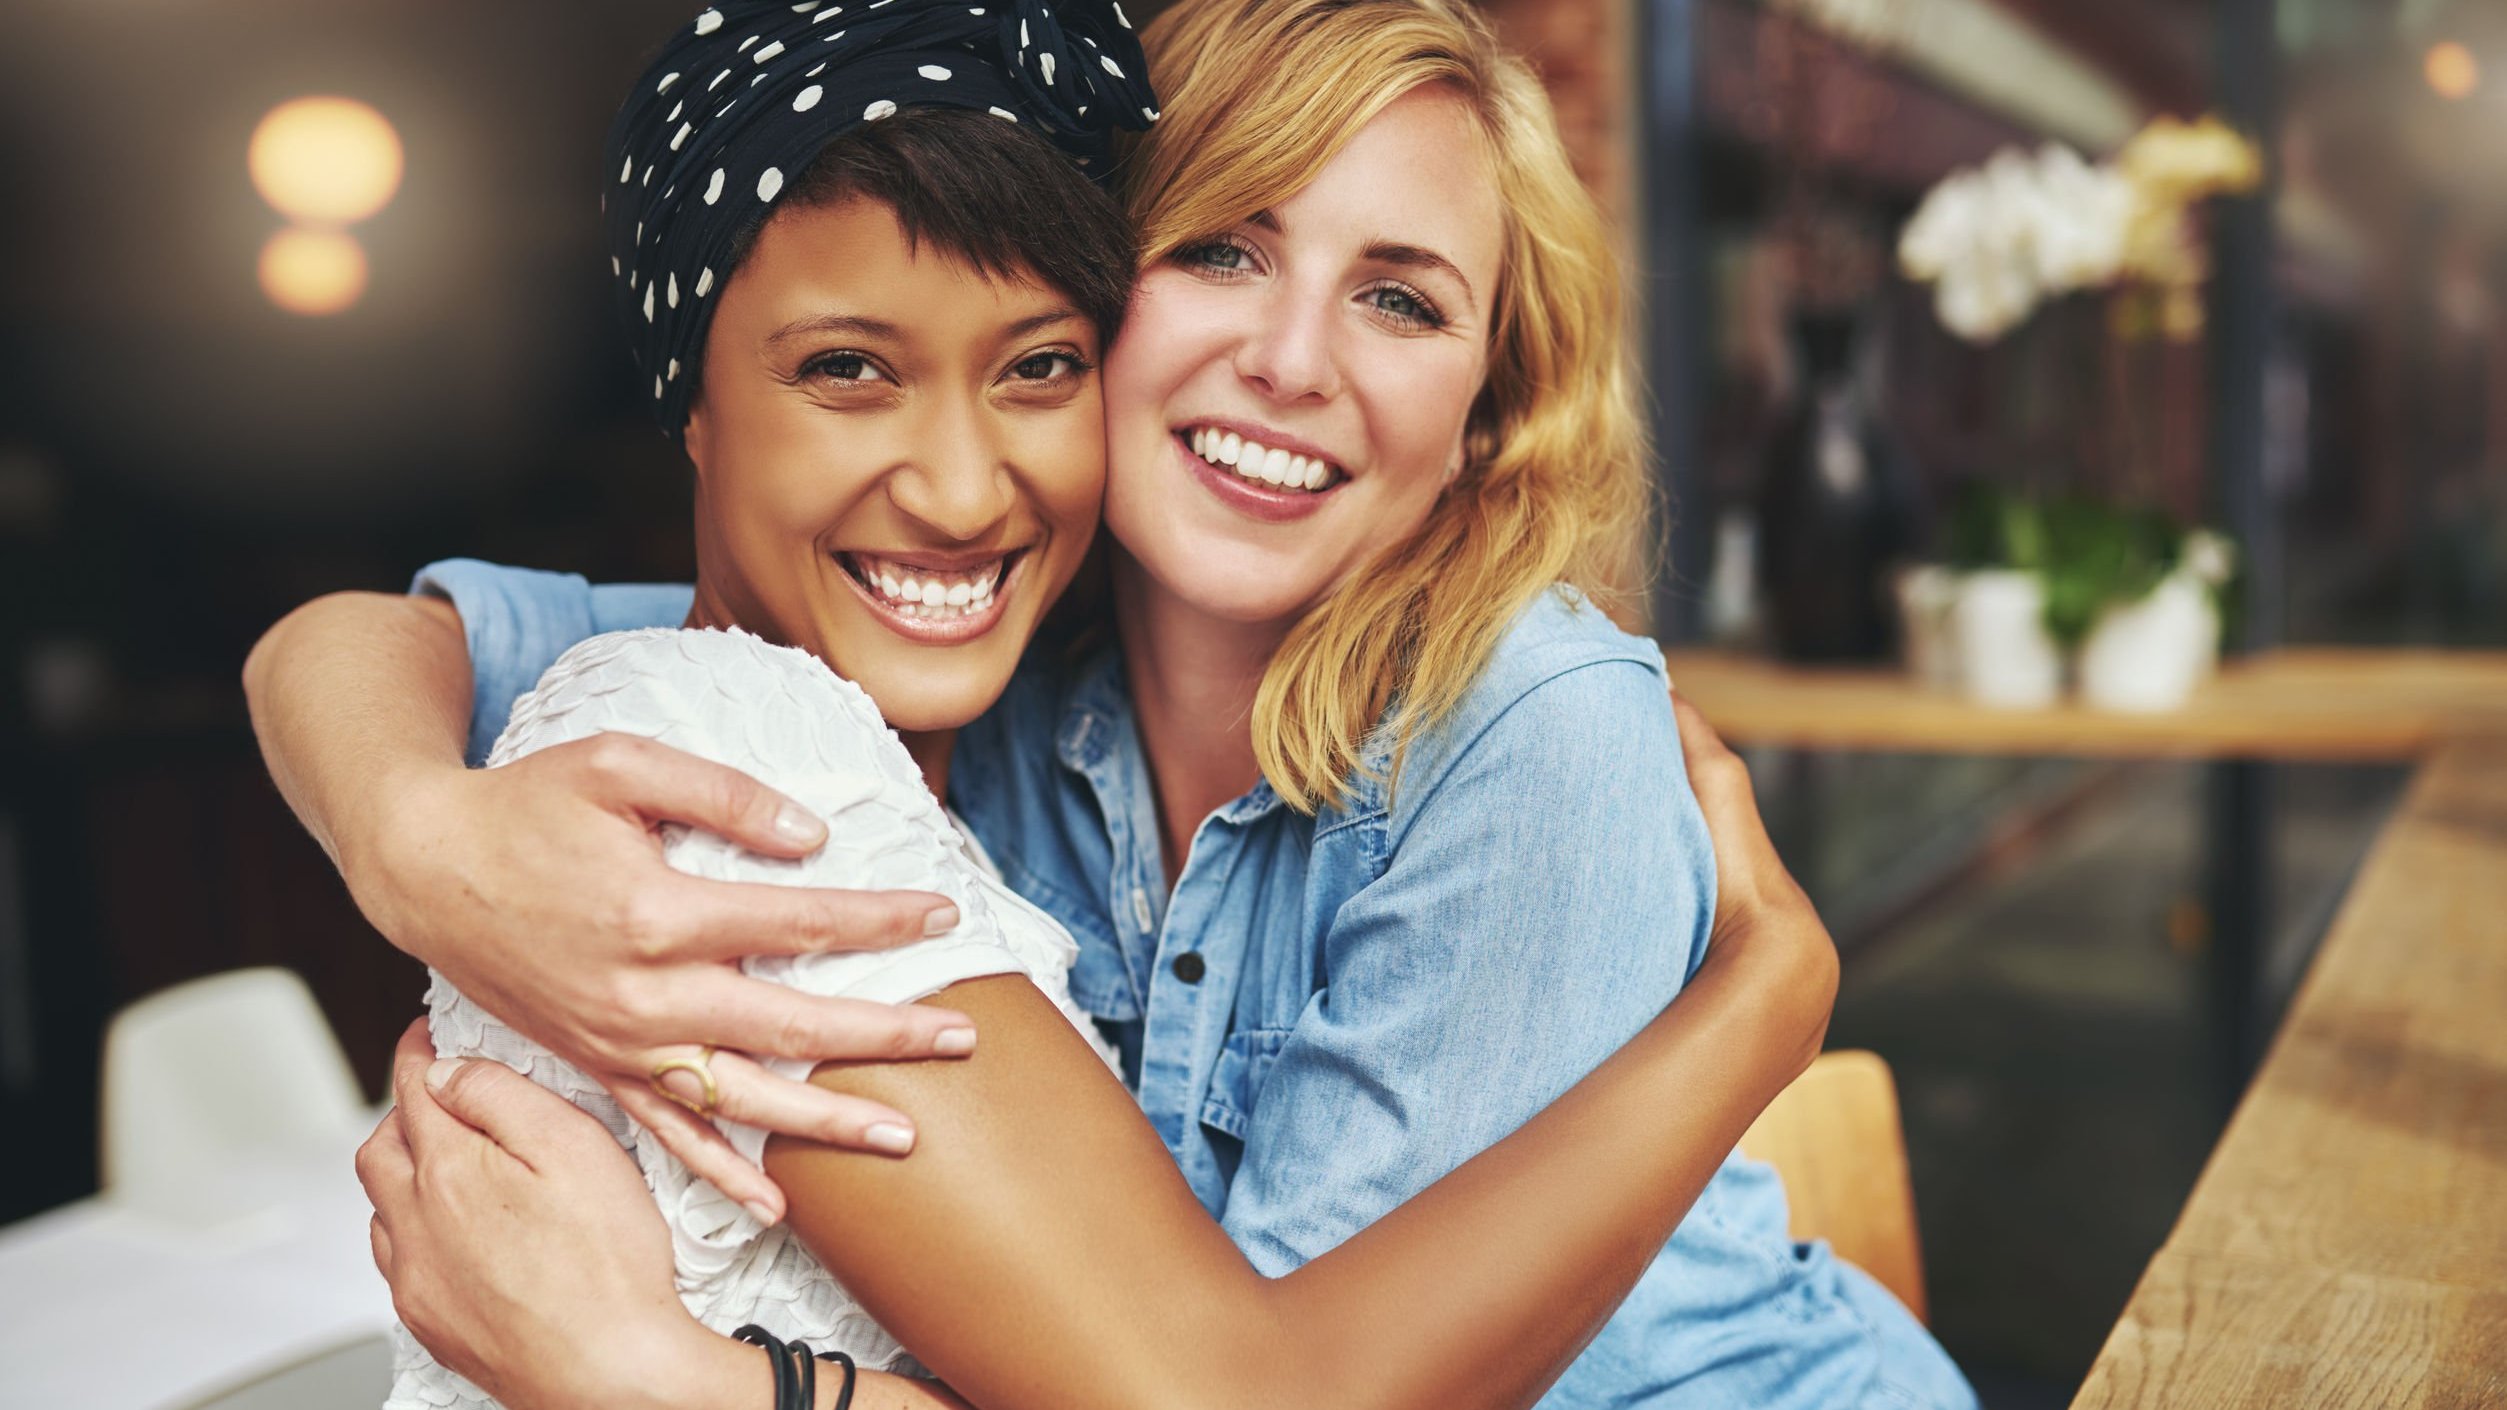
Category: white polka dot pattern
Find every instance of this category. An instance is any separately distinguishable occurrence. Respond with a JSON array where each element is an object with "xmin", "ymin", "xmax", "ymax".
[{"xmin": 602, "ymin": 0, "xmax": 1160, "ymax": 438}]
